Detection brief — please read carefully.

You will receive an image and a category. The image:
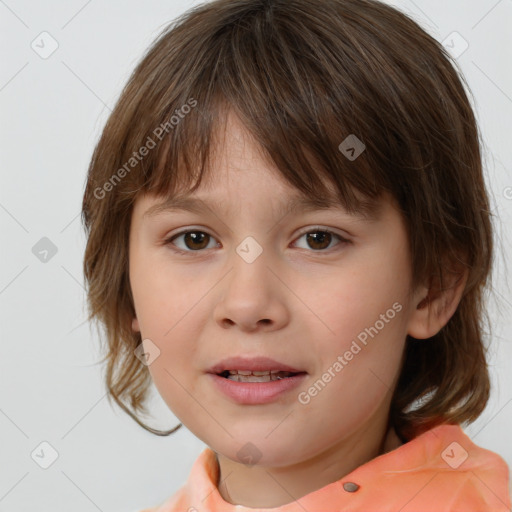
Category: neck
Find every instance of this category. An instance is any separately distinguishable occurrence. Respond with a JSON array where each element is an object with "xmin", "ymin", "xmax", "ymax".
[{"xmin": 215, "ymin": 414, "xmax": 403, "ymax": 508}]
